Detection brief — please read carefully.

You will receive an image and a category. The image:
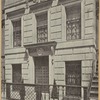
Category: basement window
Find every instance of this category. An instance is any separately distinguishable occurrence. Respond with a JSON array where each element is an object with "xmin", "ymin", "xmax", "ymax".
[{"xmin": 12, "ymin": 64, "xmax": 22, "ymax": 91}]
